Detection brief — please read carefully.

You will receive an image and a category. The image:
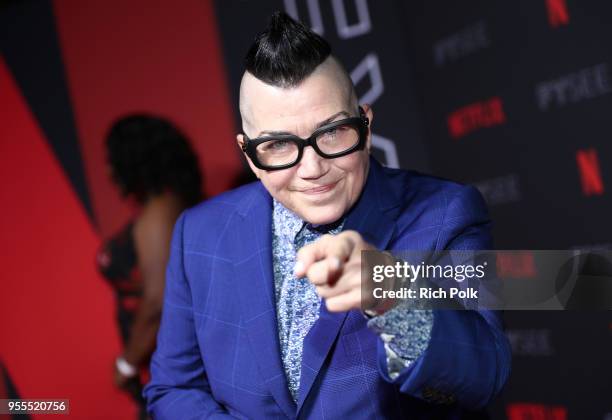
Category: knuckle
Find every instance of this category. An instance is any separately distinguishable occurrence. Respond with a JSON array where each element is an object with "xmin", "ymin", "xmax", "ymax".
[{"xmin": 309, "ymin": 262, "xmax": 327, "ymax": 282}]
